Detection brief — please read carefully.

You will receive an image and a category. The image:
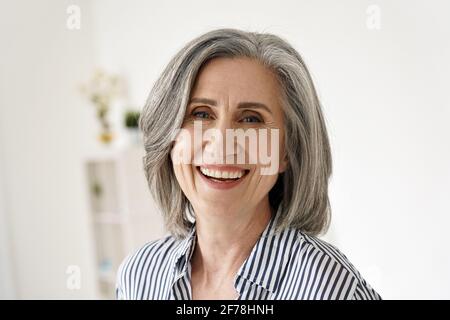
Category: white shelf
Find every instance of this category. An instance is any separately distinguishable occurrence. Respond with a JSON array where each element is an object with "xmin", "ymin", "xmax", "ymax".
[{"xmin": 83, "ymin": 144, "xmax": 166, "ymax": 299}]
